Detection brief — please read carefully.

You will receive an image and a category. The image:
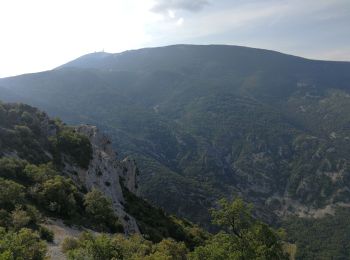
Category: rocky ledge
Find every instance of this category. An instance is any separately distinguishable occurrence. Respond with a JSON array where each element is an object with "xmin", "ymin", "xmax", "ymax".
[{"xmin": 63, "ymin": 125, "xmax": 140, "ymax": 234}]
